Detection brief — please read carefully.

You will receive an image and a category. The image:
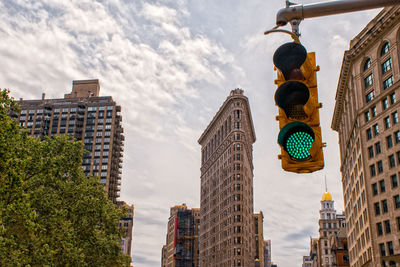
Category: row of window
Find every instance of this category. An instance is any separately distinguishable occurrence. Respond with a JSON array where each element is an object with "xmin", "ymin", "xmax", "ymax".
[
  {"xmin": 363, "ymin": 42, "xmax": 390, "ymax": 72},
  {"xmin": 366, "ymin": 113, "xmax": 399, "ymax": 140},
  {"xmin": 371, "ymin": 174, "xmax": 399, "ymax": 195}
]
